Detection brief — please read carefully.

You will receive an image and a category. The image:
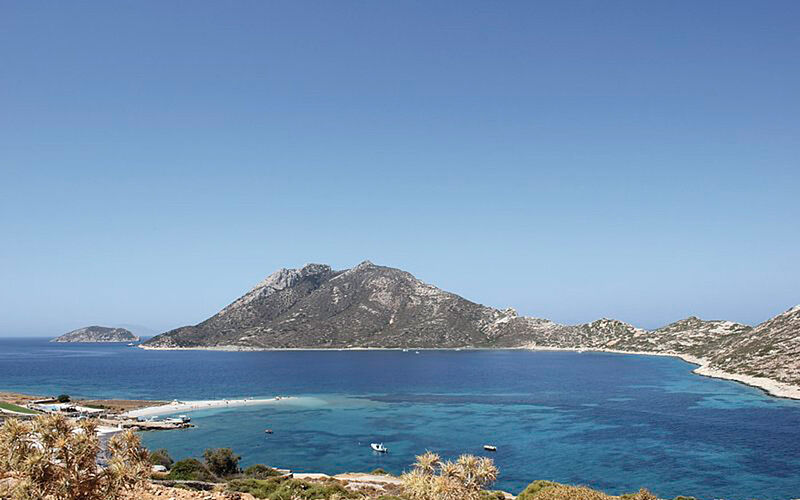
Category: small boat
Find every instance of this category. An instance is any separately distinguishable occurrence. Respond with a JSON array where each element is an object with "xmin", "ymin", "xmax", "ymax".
[
  {"xmin": 402, "ymin": 349, "xmax": 409, "ymax": 352},
  {"xmin": 371, "ymin": 443, "xmax": 388, "ymax": 453},
  {"xmin": 127, "ymin": 343, "xmax": 135, "ymax": 346},
  {"xmin": 483, "ymin": 445, "xmax": 497, "ymax": 451},
  {"xmin": 264, "ymin": 429, "xmax": 273, "ymax": 434}
]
